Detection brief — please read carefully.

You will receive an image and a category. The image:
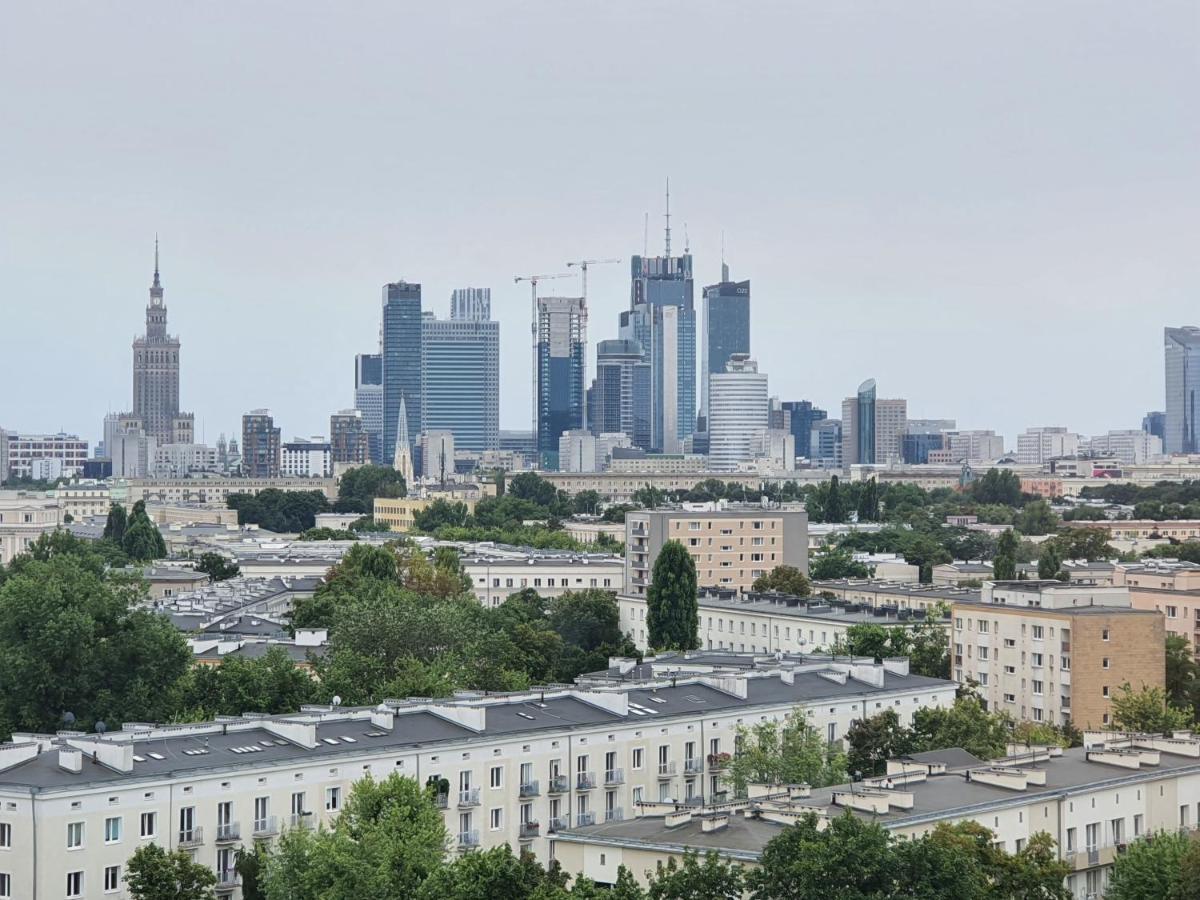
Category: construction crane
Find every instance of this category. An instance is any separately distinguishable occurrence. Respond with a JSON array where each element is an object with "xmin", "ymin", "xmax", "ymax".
[
  {"xmin": 514, "ymin": 272, "xmax": 574, "ymax": 440},
  {"xmin": 565, "ymin": 258, "xmax": 620, "ymax": 308}
]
